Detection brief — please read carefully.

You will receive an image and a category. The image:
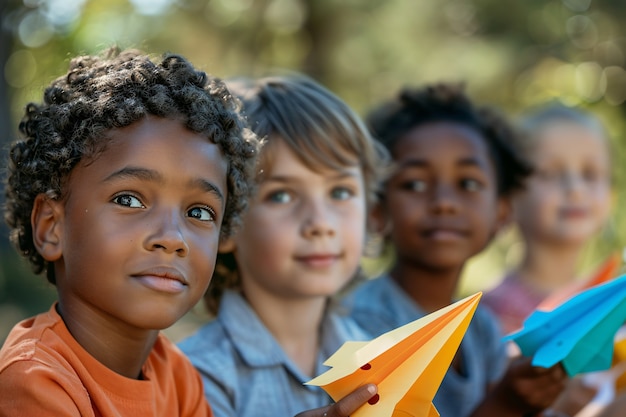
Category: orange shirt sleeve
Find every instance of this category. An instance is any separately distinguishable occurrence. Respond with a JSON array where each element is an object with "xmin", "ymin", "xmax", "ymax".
[{"xmin": 0, "ymin": 354, "xmax": 93, "ymax": 417}]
